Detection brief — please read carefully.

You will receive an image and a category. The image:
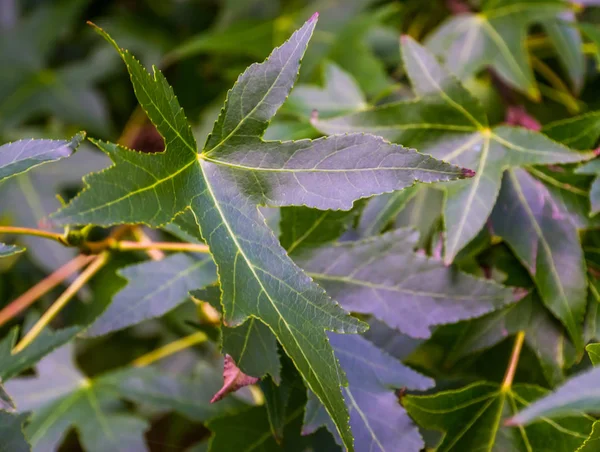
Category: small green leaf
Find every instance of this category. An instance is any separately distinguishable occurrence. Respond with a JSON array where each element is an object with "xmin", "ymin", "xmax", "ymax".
[
  {"xmin": 405, "ymin": 382, "xmax": 593, "ymax": 452},
  {"xmin": 0, "ymin": 133, "xmax": 84, "ymax": 182},
  {"xmin": 86, "ymin": 253, "xmax": 216, "ymax": 337}
]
